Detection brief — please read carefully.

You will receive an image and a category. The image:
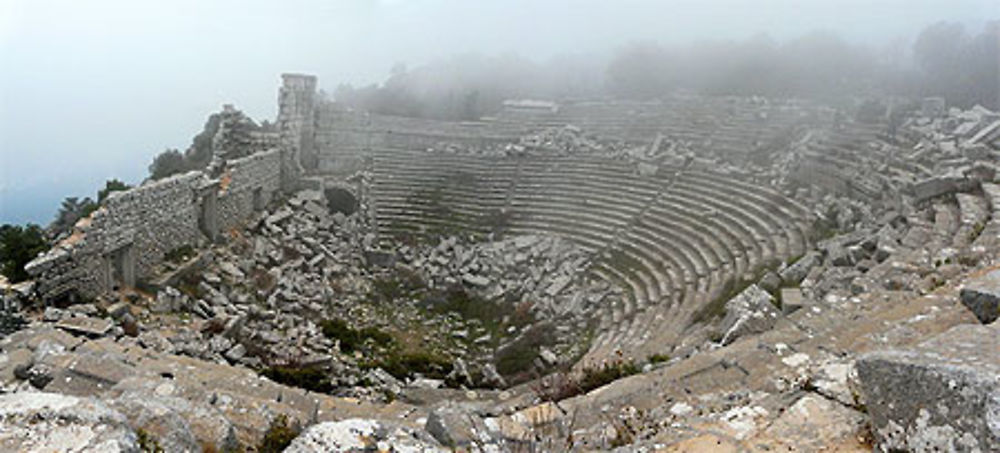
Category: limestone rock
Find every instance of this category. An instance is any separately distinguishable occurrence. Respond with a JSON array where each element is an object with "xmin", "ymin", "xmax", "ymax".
[
  {"xmin": 0, "ymin": 392, "xmax": 139, "ymax": 452},
  {"xmin": 759, "ymin": 394, "xmax": 867, "ymax": 452},
  {"xmin": 719, "ymin": 285, "xmax": 779, "ymax": 345},
  {"xmin": 857, "ymin": 323, "xmax": 1000, "ymax": 452},
  {"xmin": 481, "ymin": 363, "xmax": 507, "ymax": 388},
  {"xmin": 287, "ymin": 418, "xmax": 444, "ymax": 452},
  {"xmin": 960, "ymin": 269, "xmax": 1000, "ymax": 324},
  {"xmin": 425, "ymin": 402, "xmax": 492, "ymax": 448}
]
